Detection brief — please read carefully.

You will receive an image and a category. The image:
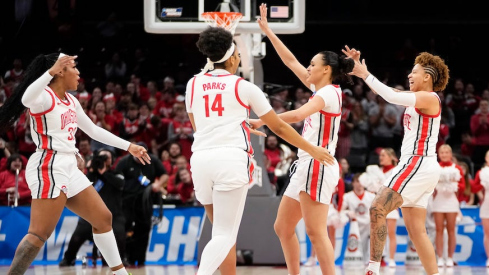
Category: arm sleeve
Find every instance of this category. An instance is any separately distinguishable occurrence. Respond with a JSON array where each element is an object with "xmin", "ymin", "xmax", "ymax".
[
  {"xmin": 21, "ymin": 71, "xmax": 54, "ymax": 113},
  {"xmin": 365, "ymin": 74, "xmax": 416, "ymax": 107},
  {"xmin": 76, "ymin": 100, "xmax": 131, "ymax": 151},
  {"xmin": 238, "ymin": 80, "xmax": 272, "ymax": 117}
]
